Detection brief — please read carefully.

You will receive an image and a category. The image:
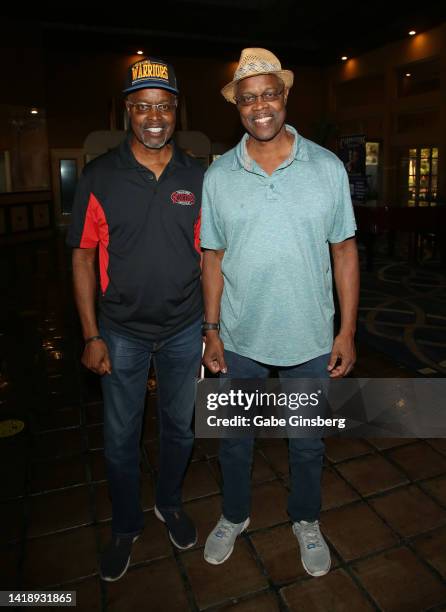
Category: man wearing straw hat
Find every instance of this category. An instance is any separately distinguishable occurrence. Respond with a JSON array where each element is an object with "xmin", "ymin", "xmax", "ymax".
[{"xmin": 200, "ymin": 48, "xmax": 359, "ymax": 576}]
